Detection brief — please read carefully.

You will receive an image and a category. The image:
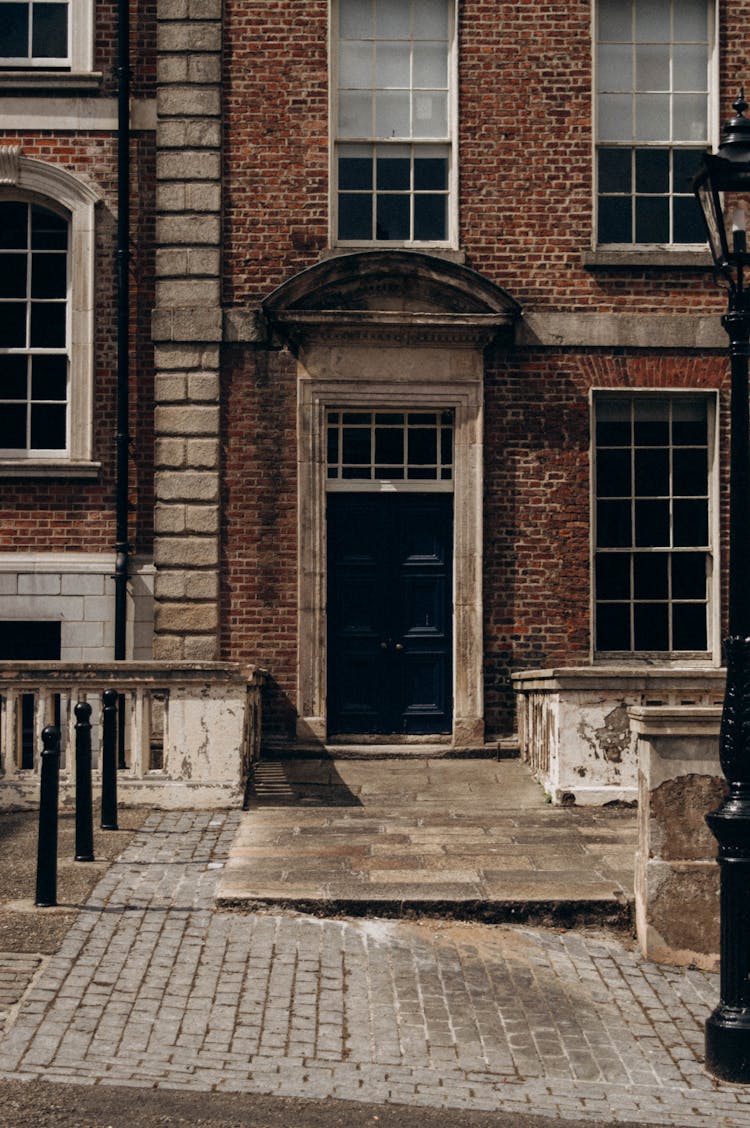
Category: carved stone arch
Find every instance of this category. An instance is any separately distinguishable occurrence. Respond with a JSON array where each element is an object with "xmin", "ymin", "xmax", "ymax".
[{"xmin": 266, "ymin": 252, "xmax": 521, "ymax": 749}]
